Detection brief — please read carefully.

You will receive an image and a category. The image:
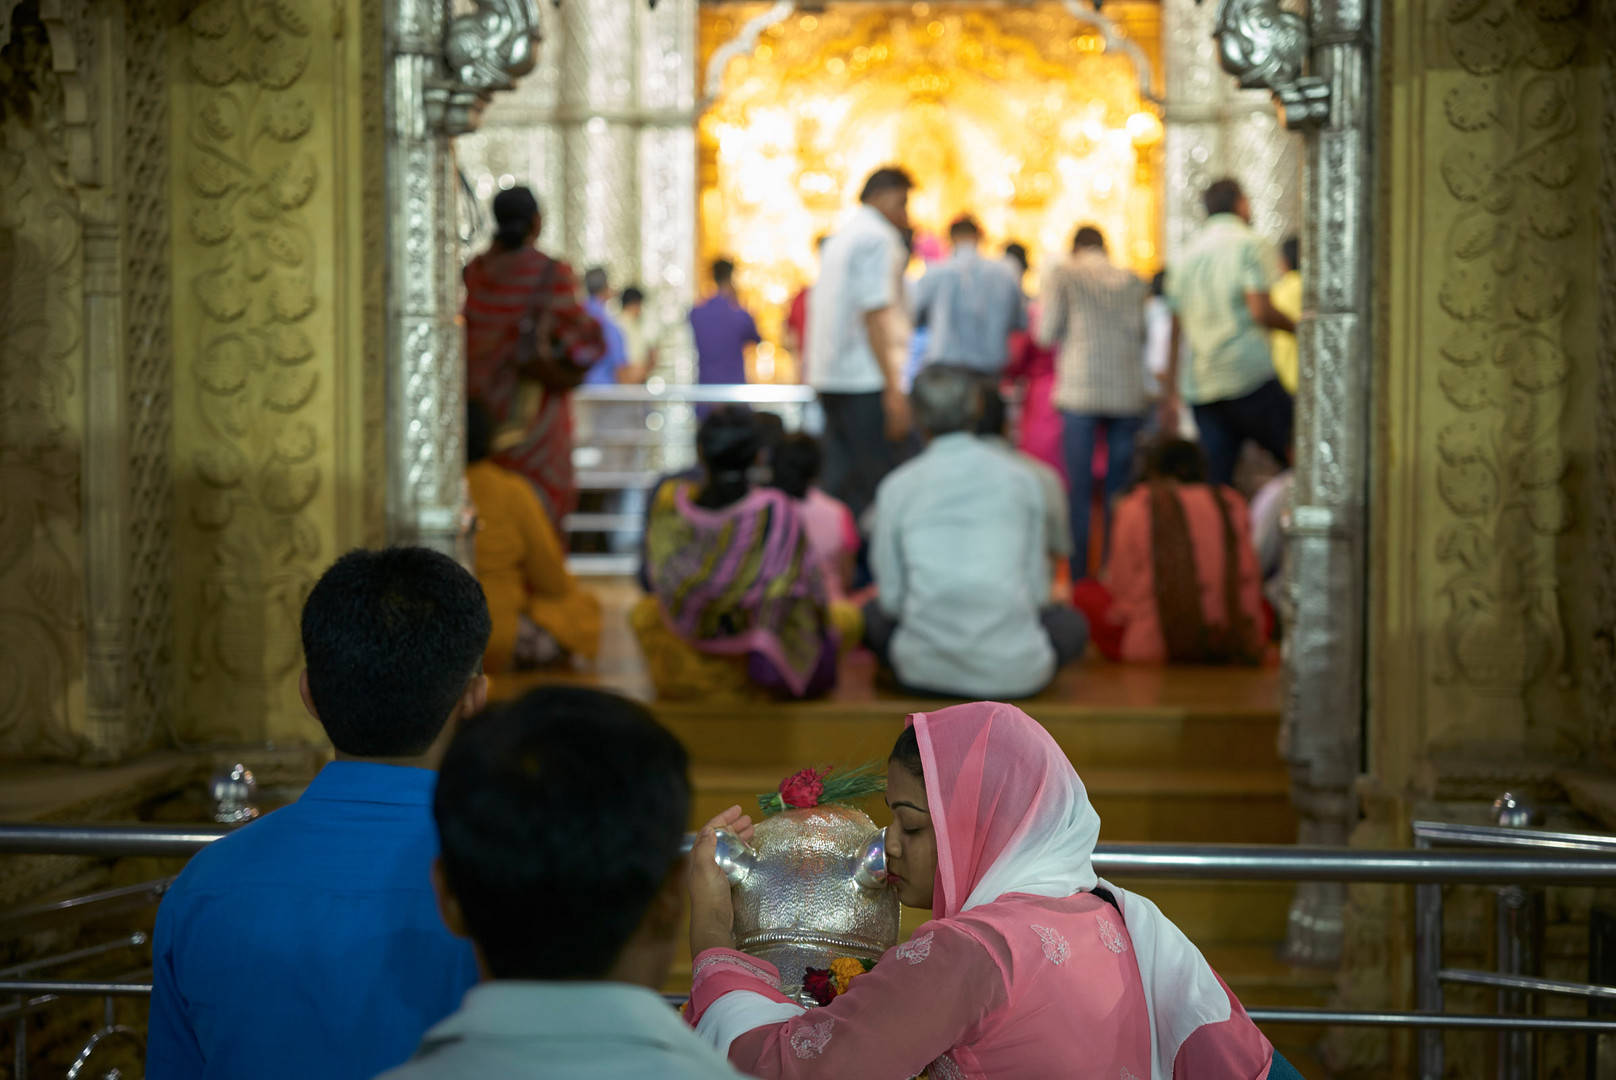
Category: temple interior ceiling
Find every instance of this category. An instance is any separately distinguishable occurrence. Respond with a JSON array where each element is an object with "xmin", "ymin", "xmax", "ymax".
[{"xmin": 698, "ymin": 2, "xmax": 1162, "ymax": 365}]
